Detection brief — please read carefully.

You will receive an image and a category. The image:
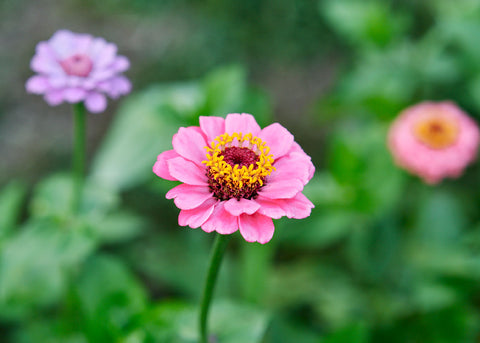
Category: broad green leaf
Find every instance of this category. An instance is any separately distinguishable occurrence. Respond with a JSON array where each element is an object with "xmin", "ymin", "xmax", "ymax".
[
  {"xmin": 30, "ymin": 174, "xmax": 118, "ymax": 220},
  {"xmin": 328, "ymin": 121, "xmax": 405, "ymax": 215},
  {"xmin": 0, "ymin": 181, "xmax": 26, "ymax": 240},
  {"xmin": 127, "ymin": 230, "xmax": 234, "ymax": 300},
  {"xmin": 0, "ymin": 219, "xmax": 95, "ymax": 319},
  {"xmin": 321, "ymin": 0, "xmax": 408, "ymax": 48},
  {"xmin": 73, "ymin": 254, "xmax": 147, "ymax": 342},
  {"xmin": 129, "ymin": 300, "xmax": 268, "ymax": 343},
  {"xmin": 415, "ymin": 190, "xmax": 465, "ymax": 245},
  {"xmin": 322, "ymin": 322, "xmax": 369, "ymax": 343},
  {"xmin": 202, "ymin": 65, "xmax": 248, "ymax": 115},
  {"xmin": 12, "ymin": 319, "xmax": 87, "ymax": 343},
  {"xmin": 93, "ymin": 211, "xmax": 146, "ymax": 244},
  {"xmin": 90, "ymin": 83, "xmax": 203, "ymax": 191},
  {"xmin": 276, "ymin": 210, "xmax": 363, "ymax": 248},
  {"xmin": 264, "ymin": 314, "xmax": 320, "ymax": 343},
  {"xmin": 240, "ymin": 242, "xmax": 274, "ymax": 303}
]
